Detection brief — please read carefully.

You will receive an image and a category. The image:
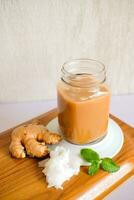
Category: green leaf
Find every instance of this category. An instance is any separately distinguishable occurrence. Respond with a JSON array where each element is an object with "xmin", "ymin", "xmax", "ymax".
[
  {"xmin": 88, "ymin": 160, "xmax": 100, "ymax": 175},
  {"xmin": 80, "ymin": 148, "xmax": 100, "ymax": 162},
  {"xmin": 101, "ymin": 158, "xmax": 120, "ymax": 173}
]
